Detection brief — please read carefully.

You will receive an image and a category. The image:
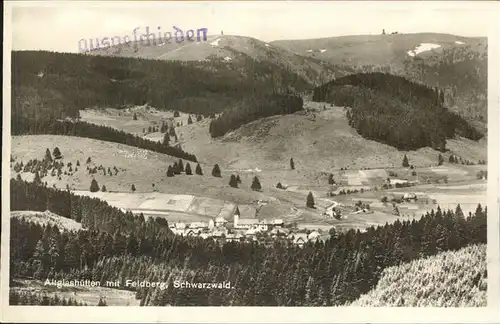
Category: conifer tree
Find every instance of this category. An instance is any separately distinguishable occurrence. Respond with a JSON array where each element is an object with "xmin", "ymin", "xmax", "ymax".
[
  {"xmin": 174, "ymin": 111, "xmax": 180, "ymax": 117},
  {"xmin": 438, "ymin": 154, "xmax": 444, "ymax": 166},
  {"xmin": 212, "ymin": 164, "xmax": 221, "ymax": 177},
  {"xmin": 328, "ymin": 174, "xmax": 335, "ymax": 185},
  {"xmin": 90, "ymin": 179, "xmax": 99, "ymax": 192},
  {"xmin": 306, "ymin": 191, "xmax": 315, "ymax": 208},
  {"xmin": 167, "ymin": 165, "xmax": 174, "ymax": 177},
  {"xmin": 196, "ymin": 115, "xmax": 202, "ymax": 122},
  {"xmin": 290, "ymin": 158, "xmax": 295, "ymax": 170},
  {"xmin": 163, "ymin": 133, "xmax": 170, "ymax": 146},
  {"xmin": 86, "ymin": 157, "xmax": 92, "ymax": 164},
  {"xmin": 101, "ymin": 185, "xmax": 107, "ymax": 192},
  {"xmin": 185, "ymin": 163, "xmax": 192, "ymax": 175},
  {"xmin": 276, "ymin": 182, "xmax": 283, "ymax": 189},
  {"xmin": 133, "ymin": 113, "xmax": 138, "ymax": 120},
  {"xmin": 236, "ymin": 175, "xmax": 241, "ymax": 184},
  {"xmin": 251, "ymin": 176, "xmax": 262, "ymax": 191},
  {"xmin": 53, "ymin": 147, "xmax": 62, "ymax": 160},
  {"xmin": 449, "ymin": 155, "xmax": 455, "ymax": 163},
  {"xmin": 178, "ymin": 159, "xmax": 184, "ymax": 172},
  {"xmin": 34, "ymin": 171, "xmax": 42, "ymax": 185},
  {"xmin": 131, "ymin": 184, "xmax": 136, "ymax": 192},
  {"xmin": 173, "ymin": 162, "xmax": 181, "ymax": 175},
  {"xmin": 169, "ymin": 127, "xmax": 176, "ymax": 137},
  {"xmin": 195, "ymin": 163, "xmax": 203, "ymax": 175},
  {"xmin": 44, "ymin": 148, "xmax": 53, "ymax": 162},
  {"xmin": 229, "ymin": 175, "xmax": 238, "ymax": 188},
  {"xmin": 402, "ymin": 154, "xmax": 409, "ymax": 167},
  {"xmin": 97, "ymin": 297, "xmax": 107, "ymax": 306},
  {"xmin": 76, "ymin": 160, "xmax": 80, "ymax": 167},
  {"xmin": 187, "ymin": 115, "xmax": 193, "ymax": 125}
]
